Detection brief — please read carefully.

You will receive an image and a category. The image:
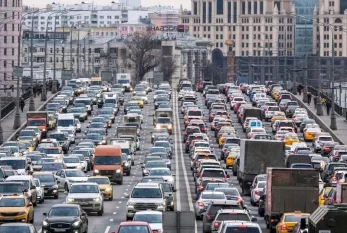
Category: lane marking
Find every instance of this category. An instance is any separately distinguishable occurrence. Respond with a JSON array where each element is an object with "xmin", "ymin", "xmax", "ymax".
[
  {"xmin": 105, "ymin": 226, "xmax": 110, "ymax": 233},
  {"xmin": 173, "ymin": 90, "xmax": 181, "ymax": 211},
  {"xmin": 113, "ymin": 212, "xmax": 117, "ymax": 214},
  {"xmin": 110, "ymin": 219, "xmax": 113, "ymax": 221}
]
